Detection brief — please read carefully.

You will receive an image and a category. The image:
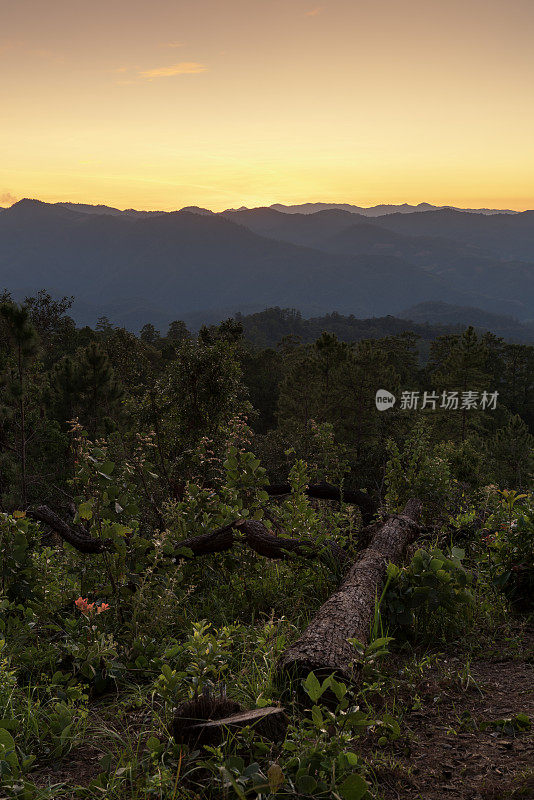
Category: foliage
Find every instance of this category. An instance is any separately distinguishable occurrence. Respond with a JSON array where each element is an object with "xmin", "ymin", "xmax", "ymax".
[
  {"xmin": 384, "ymin": 419, "xmax": 454, "ymax": 519},
  {"xmin": 482, "ymin": 489, "xmax": 534, "ymax": 610},
  {"xmin": 0, "ymin": 513, "xmax": 41, "ymax": 604},
  {"xmin": 0, "ymin": 297, "xmax": 532, "ymax": 797},
  {"xmin": 385, "ymin": 546, "xmax": 474, "ymax": 640}
]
